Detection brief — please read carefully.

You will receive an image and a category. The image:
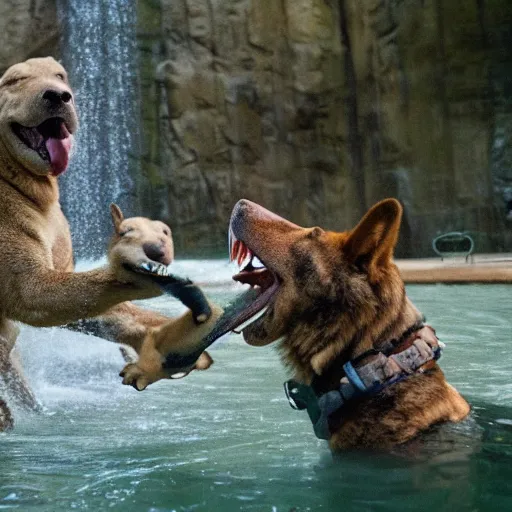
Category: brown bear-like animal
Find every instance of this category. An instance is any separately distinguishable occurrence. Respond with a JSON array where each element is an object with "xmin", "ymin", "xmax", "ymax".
[
  {"xmin": 73, "ymin": 204, "xmax": 222, "ymax": 390},
  {"xmin": 0, "ymin": 57, "xmax": 215, "ymax": 430}
]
